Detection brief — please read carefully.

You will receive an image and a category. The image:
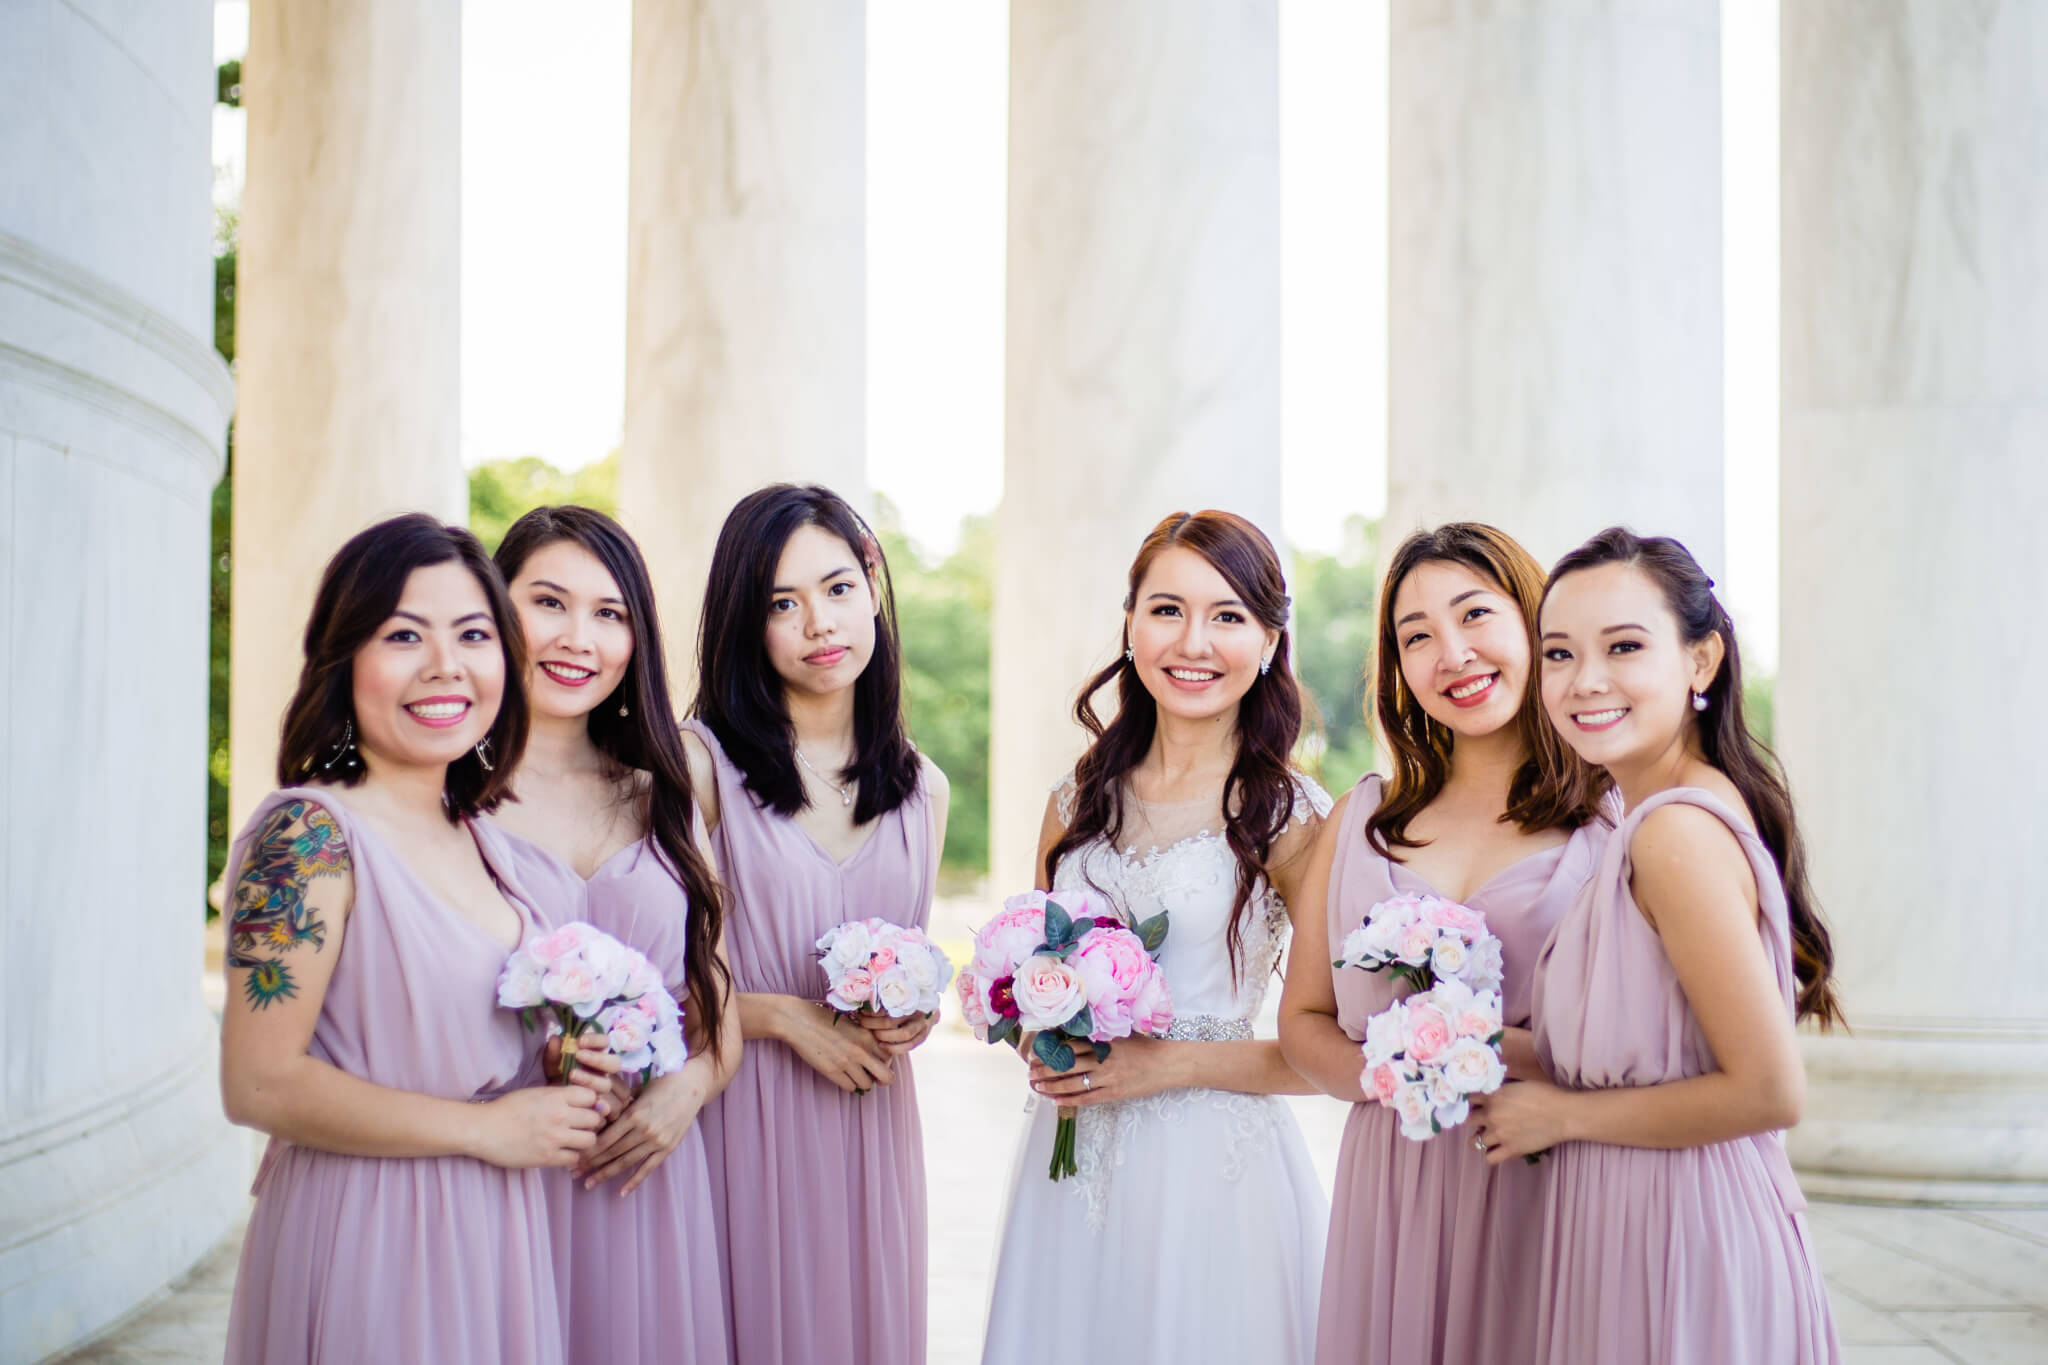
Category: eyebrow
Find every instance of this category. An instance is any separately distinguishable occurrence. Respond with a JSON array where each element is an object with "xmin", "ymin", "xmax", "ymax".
[
  {"xmin": 770, "ymin": 566, "xmax": 861, "ymax": 594},
  {"xmin": 1395, "ymin": 587, "xmax": 1491, "ymax": 628},
  {"xmin": 1602, "ymin": 623, "xmax": 1648, "ymax": 635},
  {"xmin": 530, "ymin": 578, "xmax": 626, "ymax": 607},
  {"xmin": 392, "ymin": 610, "xmax": 494, "ymax": 627},
  {"xmin": 1145, "ymin": 592, "xmax": 1248, "ymax": 609}
]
